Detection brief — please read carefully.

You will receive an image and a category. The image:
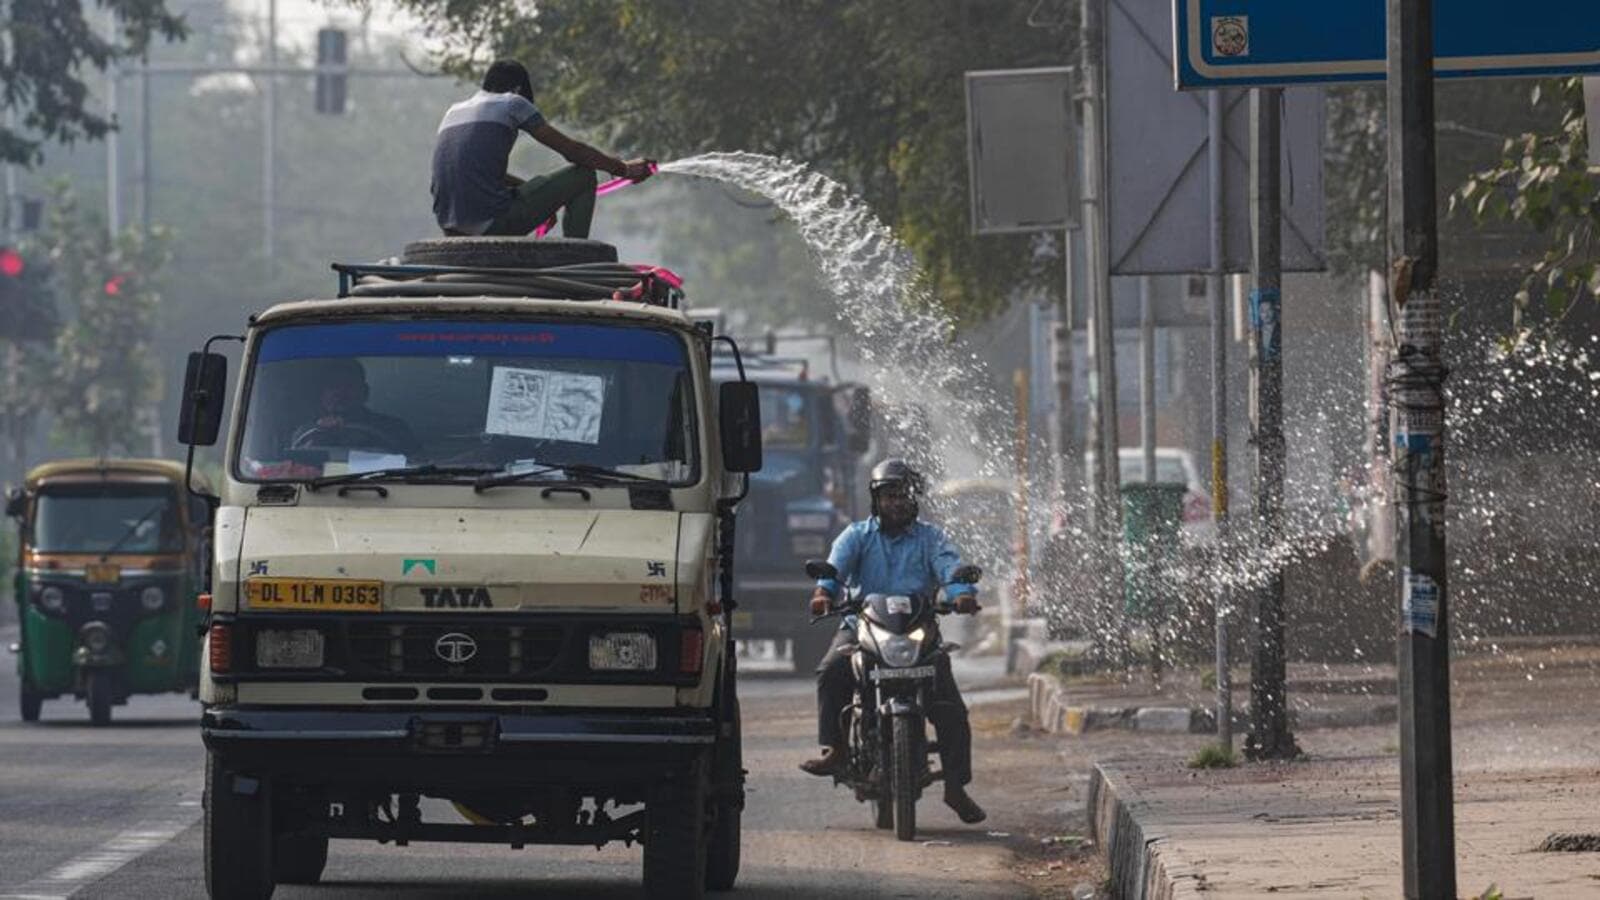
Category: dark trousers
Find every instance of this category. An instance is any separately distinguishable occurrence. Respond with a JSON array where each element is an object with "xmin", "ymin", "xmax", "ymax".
[
  {"xmin": 815, "ymin": 627, "xmax": 973, "ymax": 787},
  {"xmin": 484, "ymin": 165, "xmax": 599, "ymax": 238}
]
